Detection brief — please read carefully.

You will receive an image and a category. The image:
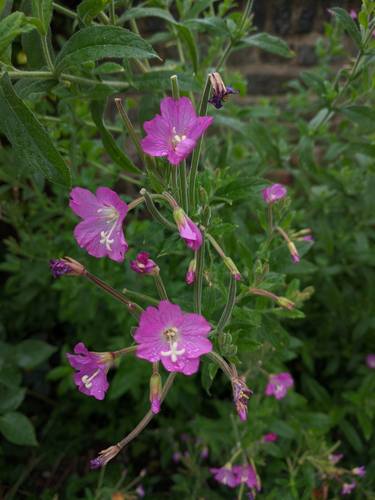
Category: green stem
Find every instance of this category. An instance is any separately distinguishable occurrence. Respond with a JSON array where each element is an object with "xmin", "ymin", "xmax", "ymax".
[
  {"xmin": 109, "ymin": 0, "xmax": 116, "ymax": 24},
  {"xmin": 194, "ymin": 236, "xmax": 205, "ymax": 314},
  {"xmin": 188, "ymin": 75, "xmax": 211, "ymax": 209},
  {"xmin": 179, "ymin": 161, "xmax": 189, "ymax": 213},
  {"xmin": 206, "ymin": 351, "xmax": 233, "ymax": 380},
  {"xmin": 140, "ymin": 189, "xmax": 176, "ymax": 230},
  {"xmin": 116, "ymin": 373, "xmax": 176, "ymax": 450},
  {"xmin": 121, "ymin": 288, "xmax": 159, "ymax": 306},
  {"xmin": 153, "ymin": 274, "xmax": 169, "ymax": 300},
  {"xmin": 114, "ymin": 98, "xmax": 144, "ymax": 160},
  {"xmin": 52, "ymin": 2, "xmax": 77, "ymax": 19},
  {"xmin": 112, "ymin": 345, "xmax": 138, "ymax": 357},
  {"xmin": 216, "ymin": 277, "xmax": 237, "ymax": 348},
  {"xmin": 41, "ymin": 36, "xmax": 54, "ymax": 72}
]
